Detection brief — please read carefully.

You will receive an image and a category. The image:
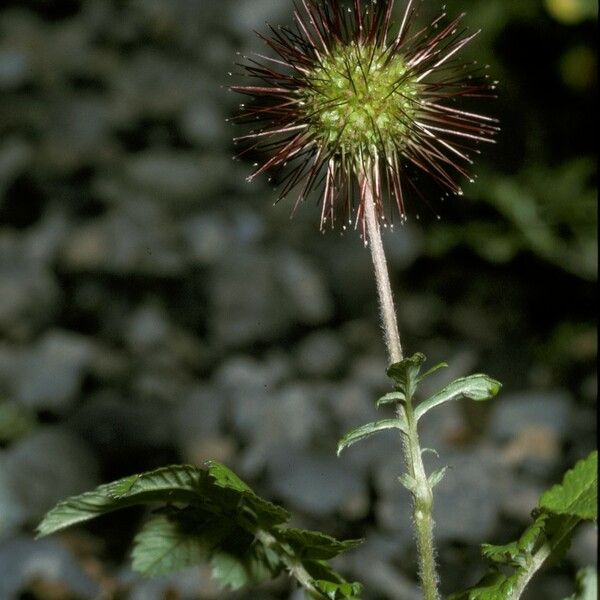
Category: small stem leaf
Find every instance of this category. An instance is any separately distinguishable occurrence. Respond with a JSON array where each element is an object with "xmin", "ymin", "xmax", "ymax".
[
  {"xmin": 414, "ymin": 374, "xmax": 502, "ymax": 422},
  {"xmin": 399, "ymin": 473, "xmax": 417, "ymax": 493},
  {"xmin": 421, "ymin": 448, "xmax": 440, "ymax": 458},
  {"xmin": 337, "ymin": 419, "xmax": 407, "ymax": 456},
  {"xmin": 539, "ymin": 451, "xmax": 597, "ymax": 520},
  {"xmin": 428, "ymin": 467, "xmax": 448, "ymax": 489},
  {"xmin": 377, "ymin": 391, "xmax": 405, "ymax": 407},
  {"xmin": 417, "ymin": 362, "xmax": 449, "ymax": 382},
  {"xmin": 386, "ymin": 353, "xmax": 427, "ymax": 399}
]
